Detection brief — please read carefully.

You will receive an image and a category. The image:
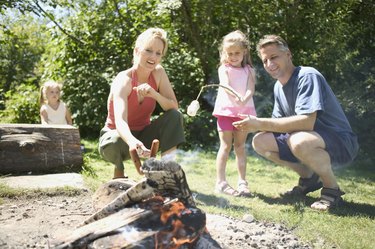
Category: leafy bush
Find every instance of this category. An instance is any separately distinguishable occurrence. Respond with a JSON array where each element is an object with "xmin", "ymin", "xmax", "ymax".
[
  {"xmin": 2, "ymin": 84, "xmax": 40, "ymax": 123},
  {"xmin": 182, "ymin": 109, "xmax": 218, "ymax": 151},
  {"xmin": 2, "ymin": 0, "xmax": 373, "ymax": 163}
]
